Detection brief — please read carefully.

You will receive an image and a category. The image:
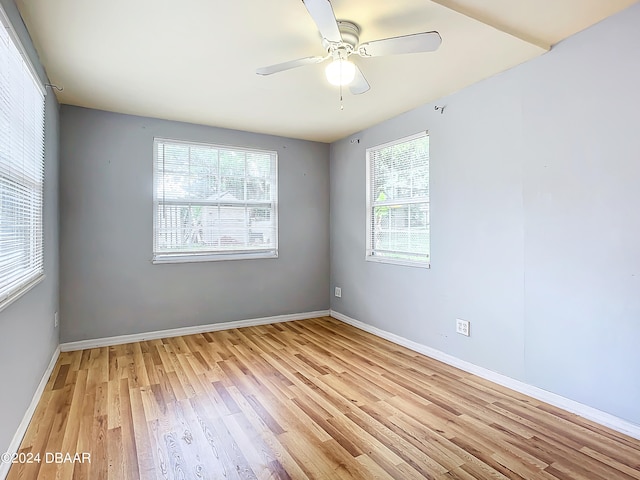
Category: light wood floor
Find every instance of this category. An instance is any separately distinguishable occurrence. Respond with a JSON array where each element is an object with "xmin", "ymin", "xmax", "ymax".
[{"xmin": 7, "ymin": 317, "xmax": 640, "ymax": 479}]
